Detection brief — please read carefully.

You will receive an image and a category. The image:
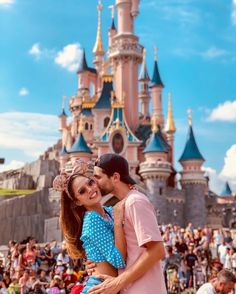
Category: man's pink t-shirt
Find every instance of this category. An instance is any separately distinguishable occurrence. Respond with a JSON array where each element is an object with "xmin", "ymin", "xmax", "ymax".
[{"xmin": 119, "ymin": 190, "xmax": 167, "ymax": 294}]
